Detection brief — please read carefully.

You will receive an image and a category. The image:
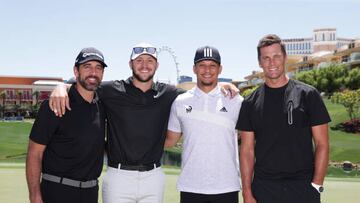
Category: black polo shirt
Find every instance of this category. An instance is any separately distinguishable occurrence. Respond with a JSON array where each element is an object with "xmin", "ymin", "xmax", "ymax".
[
  {"xmin": 236, "ymin": 80, "xmax": 331, "ymax": 180},
  {"xmin": 30, "ymin": 85, "xmax": 105, "ymax": 181},
  {"xmin": 97, "ymin": 77, "xmax": 179, "ymax": 166}
]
